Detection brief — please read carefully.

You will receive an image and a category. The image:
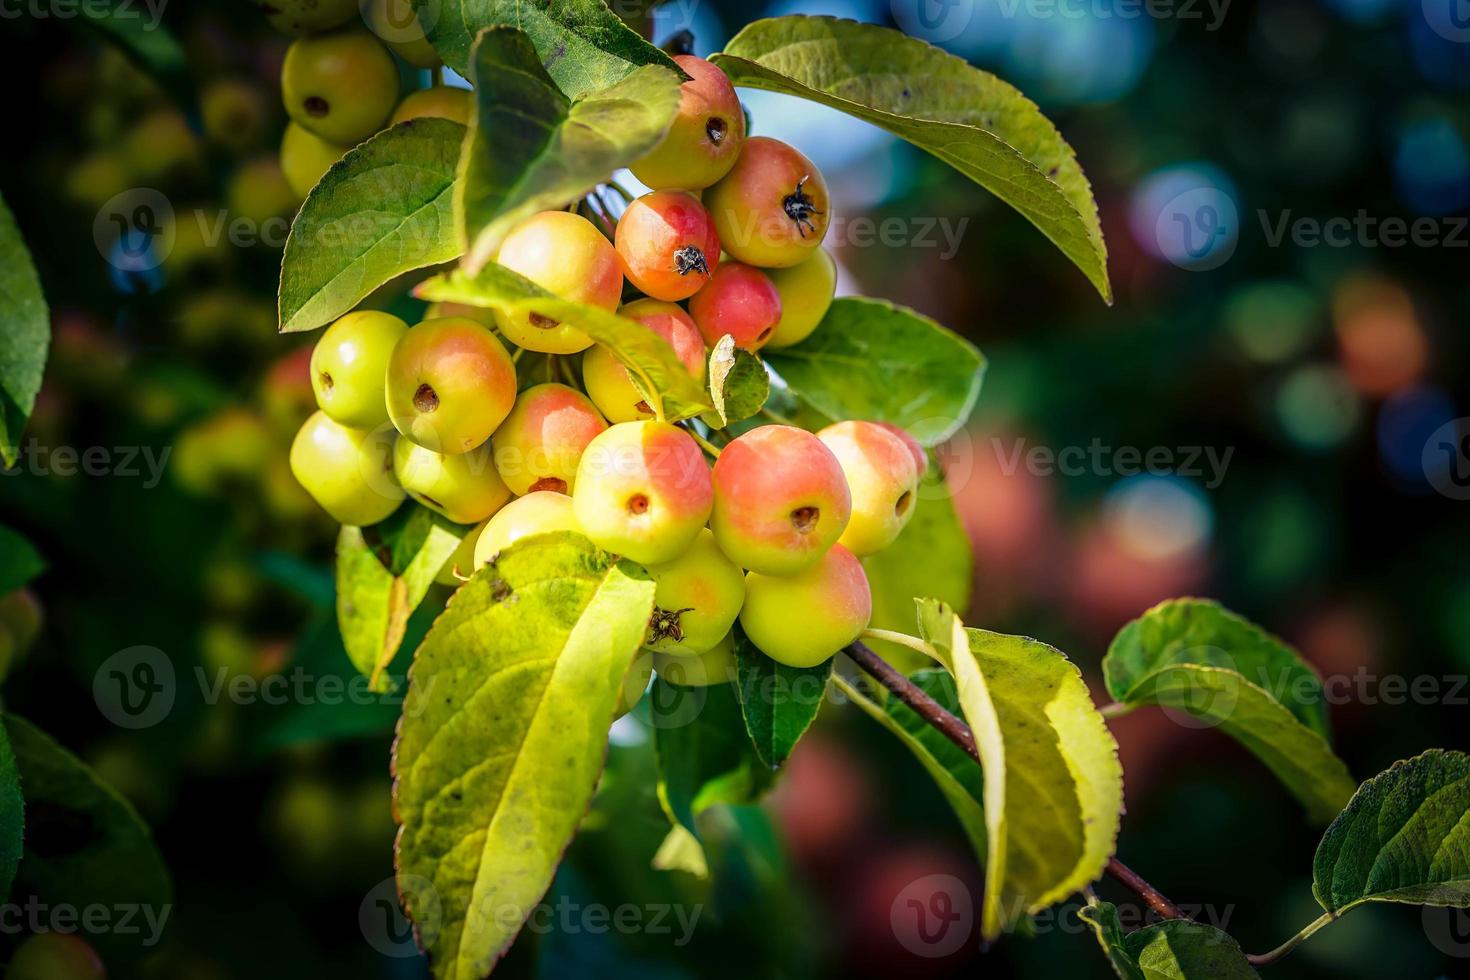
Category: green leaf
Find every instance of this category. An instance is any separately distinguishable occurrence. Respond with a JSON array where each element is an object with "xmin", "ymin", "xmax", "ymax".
[
  {"xmin": 702, "ymin": 335, "xmax": 770, "ymax": 429},
  {"xmin": 418, "ymin": 266, "xmax": 712, "ymax": 421},
  {"xmin": 422, "ymin": 0, "xmax": 686, "ymax": 98},
  {"xmin": 393, "ymin": 532, "xmax": 655, "ymax": 978},
  {"xmin": 1080, "ymin": 899, "xmax": 1259, "ymax": 980},
  {"xmin": 0, "ymin": 524, "xmax": 45, "ymax": 595},
  {"xmin": 1104, "ymin": 598, "xmax": 1356, "ymax": 824},
  {"xmin": 764, "ymin": 298, "xmax": 985, "ymax": 446},
  {"xmin": 0, "ymin": 193, "xmax": 50, "ymax": 468},
  {"xmin": 862, "ymin": 476, "xmax": 972, "ymax": 674},
  {"xmin": 650, "ymin": 677, "xmax": 773, "ymax": 876},
  {"xmin": 0, "ymin": 721, "xmax": 20, "ymax": 901},
  {"xmin": 4, "ymin": 714, "xmax": 172, "ymax": 960},
  {"xmin": 732, "ymin": 625, "xmax": 832, "ymax": 770},
  {"xmin": 1313, "ymin": 749, "xmax": 1470, "ymax": 916},
  {"xmin": 712, "ymin": 16, "xmax": 1110, "ymax": 302},
  {"xmin": 336, "ymin": 506, "xmax": 466, "ymax": 693},
  {"xmin": 278, "ymin": 118, "xmax": 464, "ymax": 333},
  {"xmin": 457, "ymin": 27, "xmax": 681, "ymax": 271},
  {"xmin": 69, "ymin": 1, "xmax": 194, "ymax": 113}
]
